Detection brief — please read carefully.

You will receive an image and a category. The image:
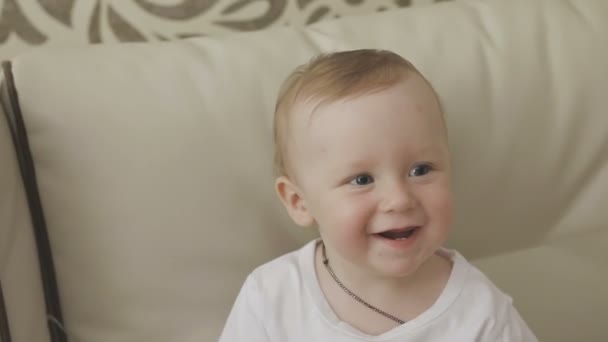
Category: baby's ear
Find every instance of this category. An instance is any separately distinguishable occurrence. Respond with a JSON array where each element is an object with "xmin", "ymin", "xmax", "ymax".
[{"xmin": 275, "ymin": 176, "xmax": 314, "ymax": 227}]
